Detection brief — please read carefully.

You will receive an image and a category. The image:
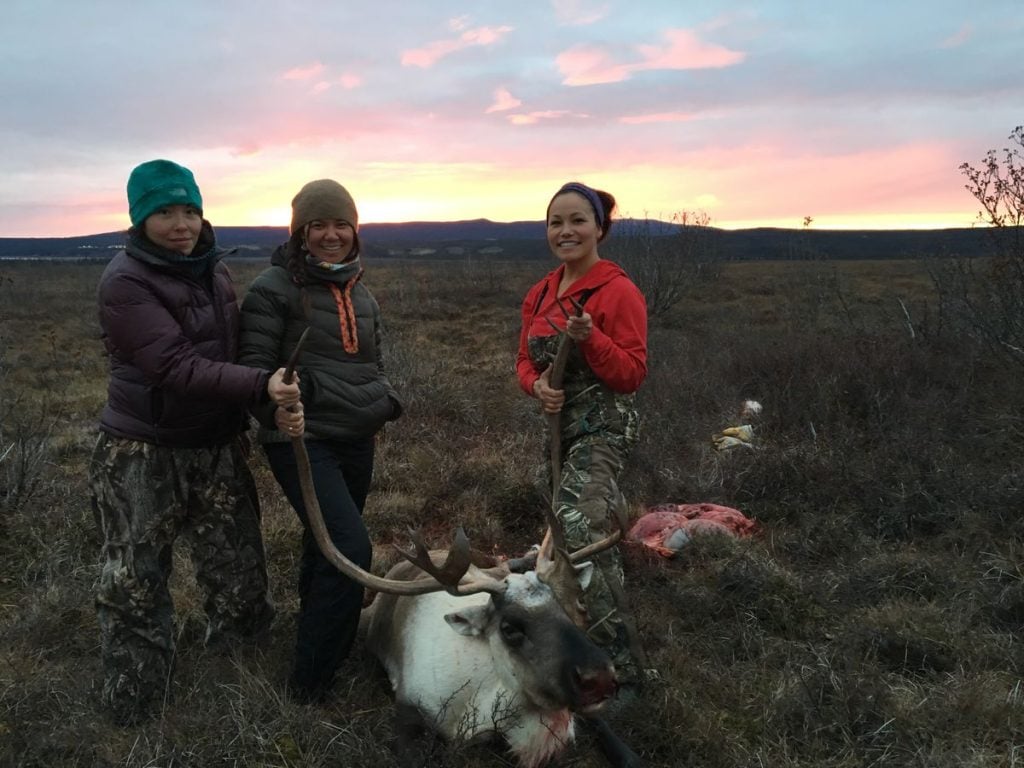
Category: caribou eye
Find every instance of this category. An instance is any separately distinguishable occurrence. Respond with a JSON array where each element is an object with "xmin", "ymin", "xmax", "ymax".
[{"xmin": 499, "ymin": 619, "xmax": 526, "ymax": 647}]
